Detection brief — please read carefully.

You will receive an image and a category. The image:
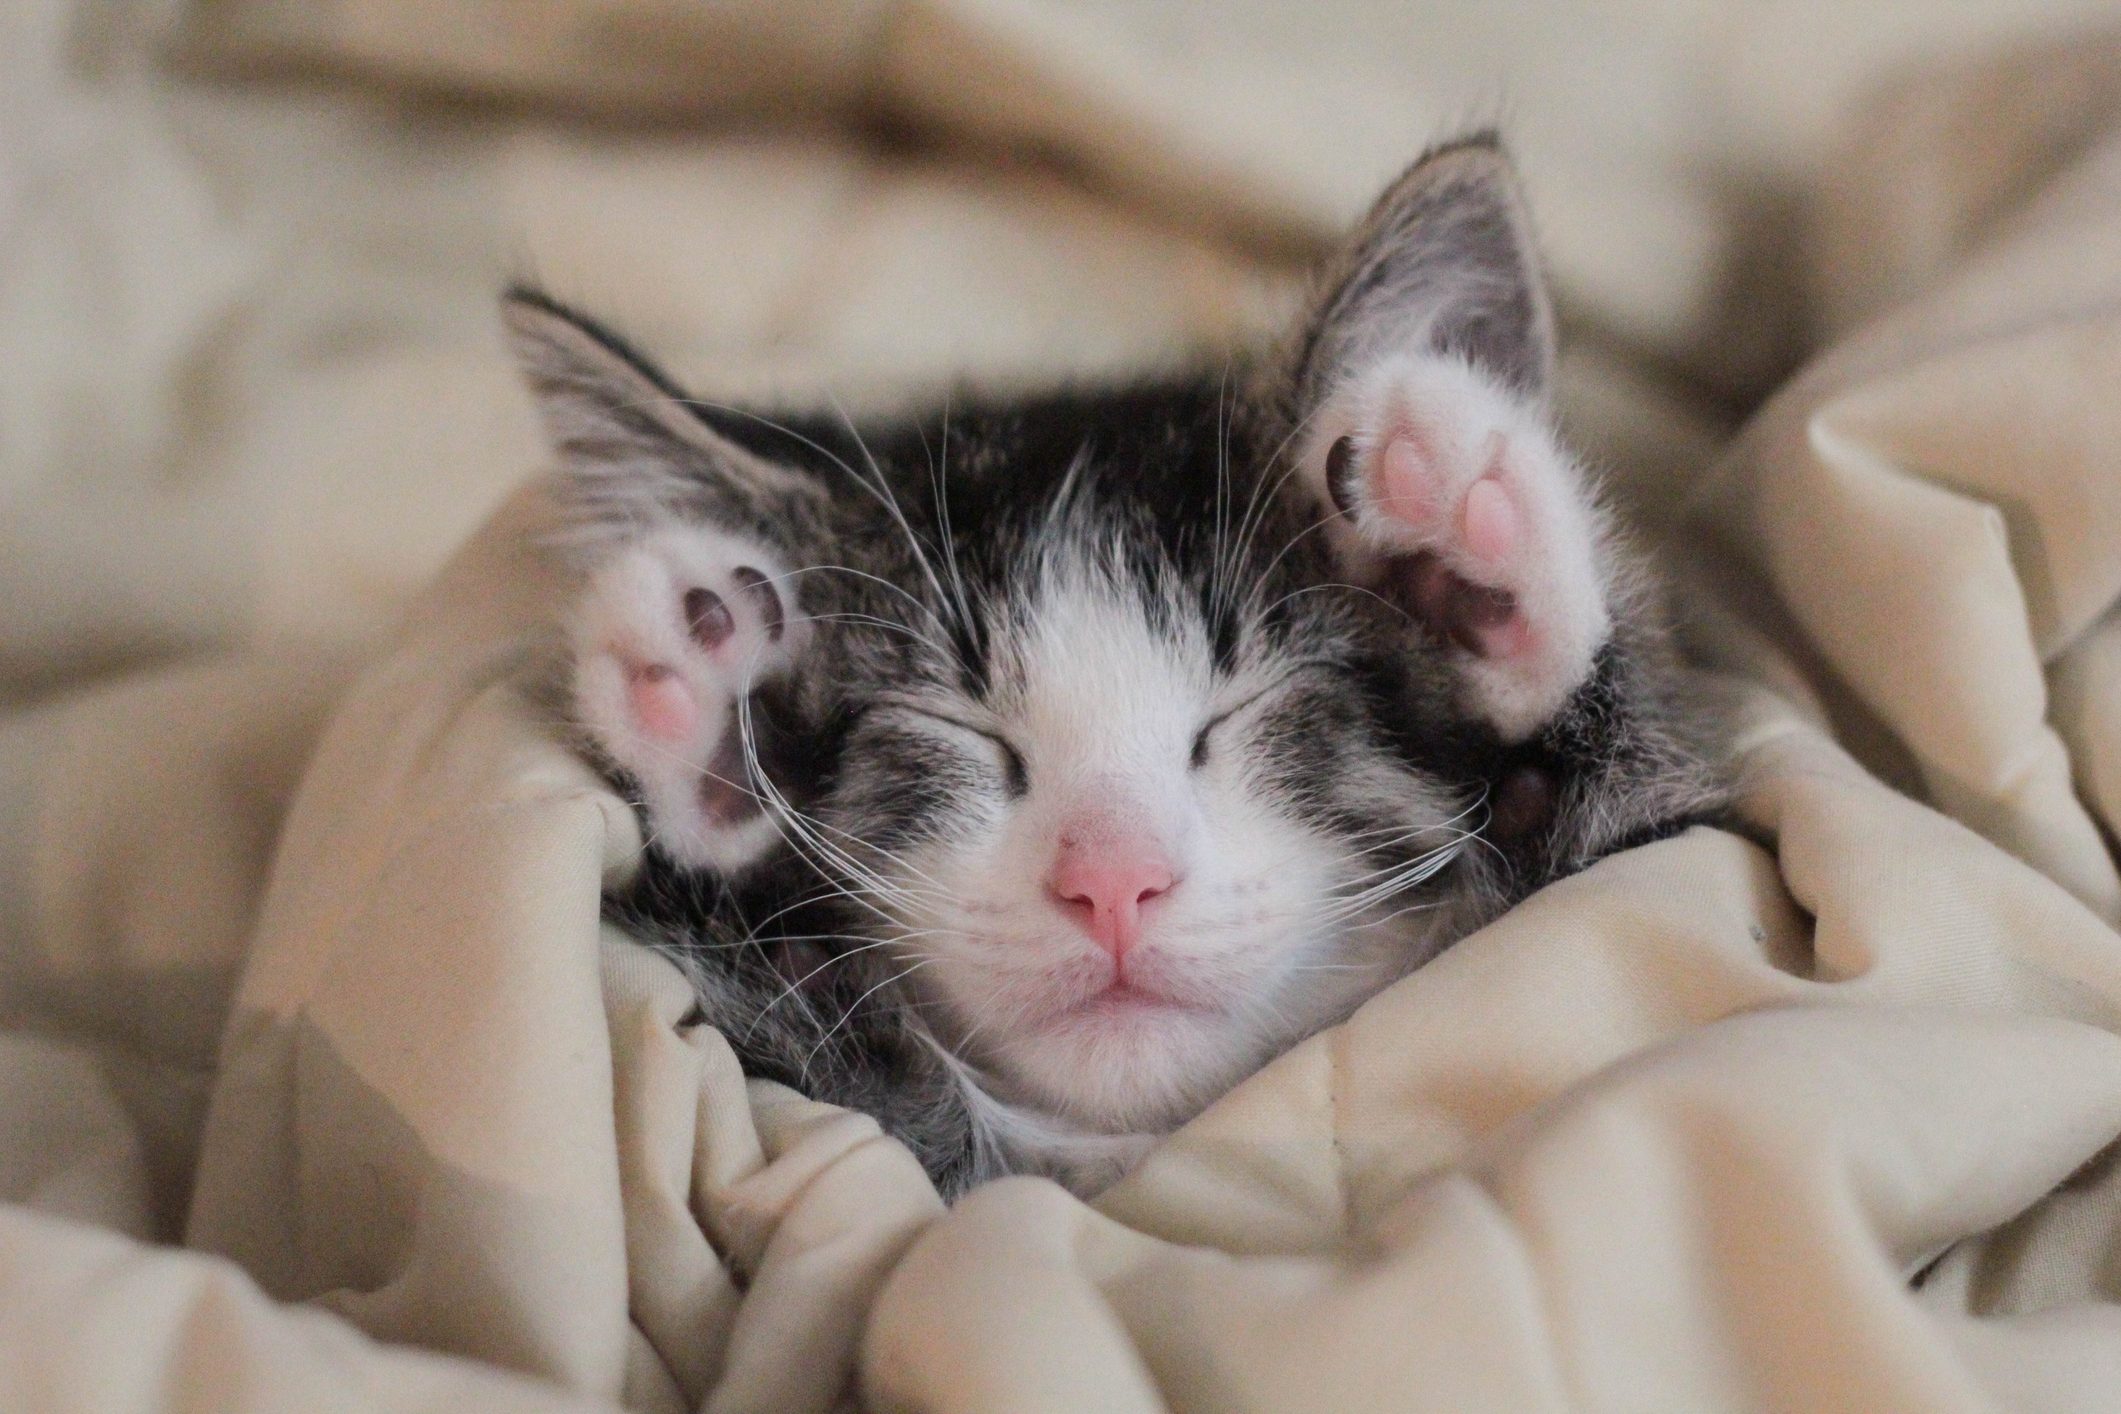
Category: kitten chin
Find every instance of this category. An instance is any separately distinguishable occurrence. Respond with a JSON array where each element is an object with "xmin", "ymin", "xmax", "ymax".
[{"xmin": 513, "ymin": 131, "xmax": 1731, "ymax": 1199}]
